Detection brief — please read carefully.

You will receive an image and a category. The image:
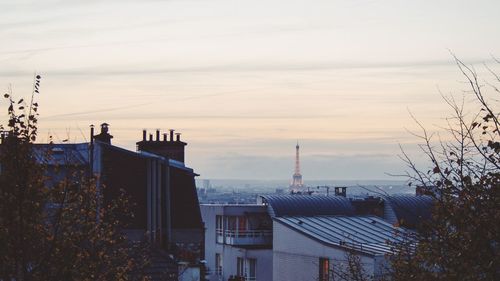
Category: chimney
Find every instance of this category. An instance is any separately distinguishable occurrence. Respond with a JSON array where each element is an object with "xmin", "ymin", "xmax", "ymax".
[
  {"xmin": 93, "ymin": 122, "xmax": 113, "ymax": 144},
  {"xmin": 169, "ymin": 129, "xmax": 174, "ymax": 142},
  {"xmin": 334, "ymin": 187, "xmax": 347, "ymax": 197},
  {"xmin": 89, "ymin": 124, "xmax": 95, "ymax": 174},
  {"xmin": 142, "ymin": 129, "xmax": 147, "ymax": 141},
  {"xmin": 90, "ymin": 125, "xmax": 95, "ymax": 145},
  {"xmin": 136, "ymin": 128, "xmax": 187, "ymax": 162}
]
